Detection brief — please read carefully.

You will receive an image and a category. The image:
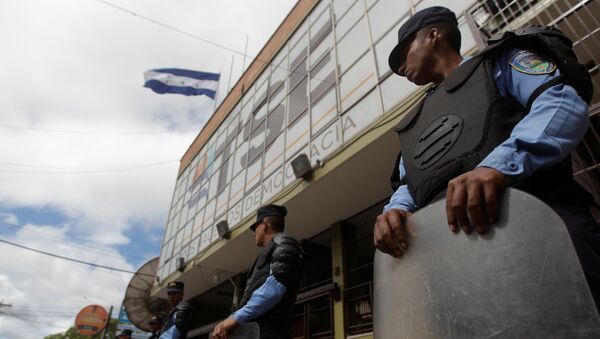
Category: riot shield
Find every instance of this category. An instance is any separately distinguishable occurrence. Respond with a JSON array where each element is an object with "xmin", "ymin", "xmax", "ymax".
[
  {"xmin": 374, "ymin": 188, "xmax": 600, "ymax": 338},
  {"xmin": 209, "ymin": 322, "xmax": 259, "ymax": 339}
]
